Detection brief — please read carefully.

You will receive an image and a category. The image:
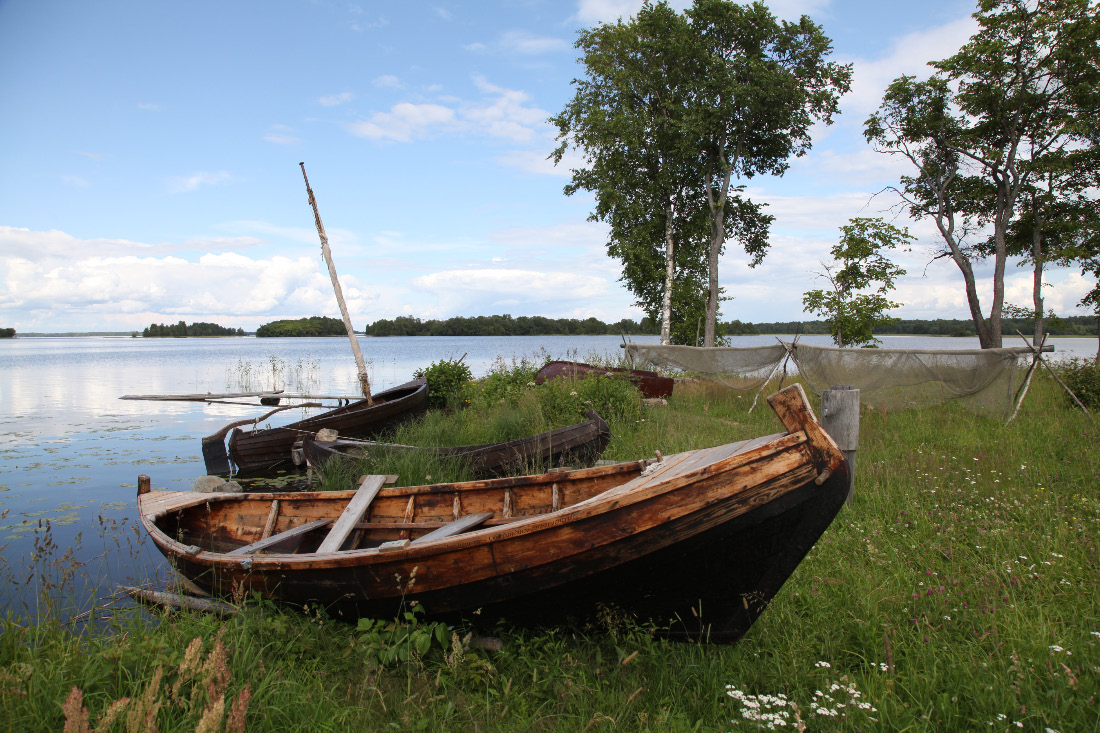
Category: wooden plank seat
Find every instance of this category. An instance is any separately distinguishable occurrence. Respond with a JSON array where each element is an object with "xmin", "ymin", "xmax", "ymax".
[
  {"xmin": 316, "ymin": 475, "xmax": 387, "ymax": 553},
  {"xmin": 411, "ymin": 512, "xmax": 494, "ymax": 545},
  {"xmin": 227, "ymin": 518, "xmax": 331, "ymax": 556}
]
